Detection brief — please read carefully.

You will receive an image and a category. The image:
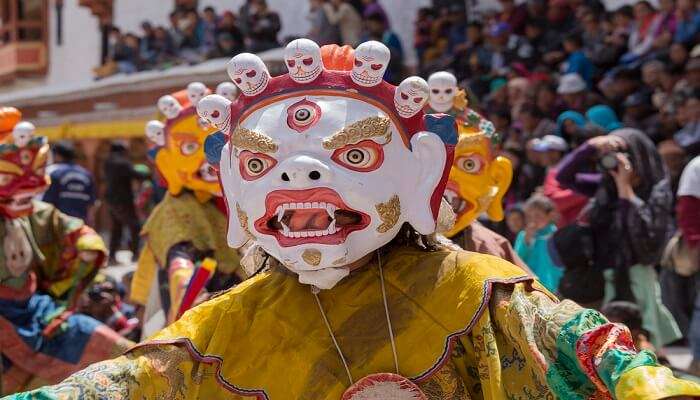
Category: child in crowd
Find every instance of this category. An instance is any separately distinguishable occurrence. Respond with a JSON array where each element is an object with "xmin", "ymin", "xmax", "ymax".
[
  {"xmin": 514, "ymin": 195, "xmax": 562, "ymax": 292},
  {"xmin": 504, "ymin": 204, "xmax": 525, "ymax": 243}
]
